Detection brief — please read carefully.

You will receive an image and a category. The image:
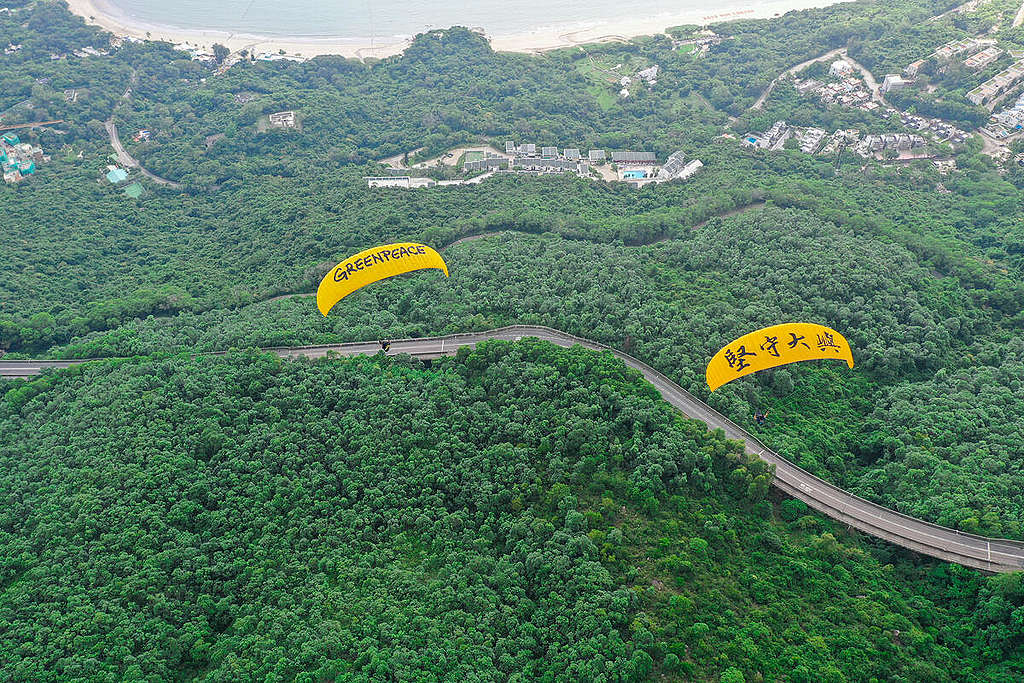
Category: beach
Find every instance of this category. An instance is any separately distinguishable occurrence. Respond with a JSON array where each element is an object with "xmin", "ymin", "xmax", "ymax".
[{"xmin": 67, "ymin": 0, "xmax": 850, "ymax": 59}]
